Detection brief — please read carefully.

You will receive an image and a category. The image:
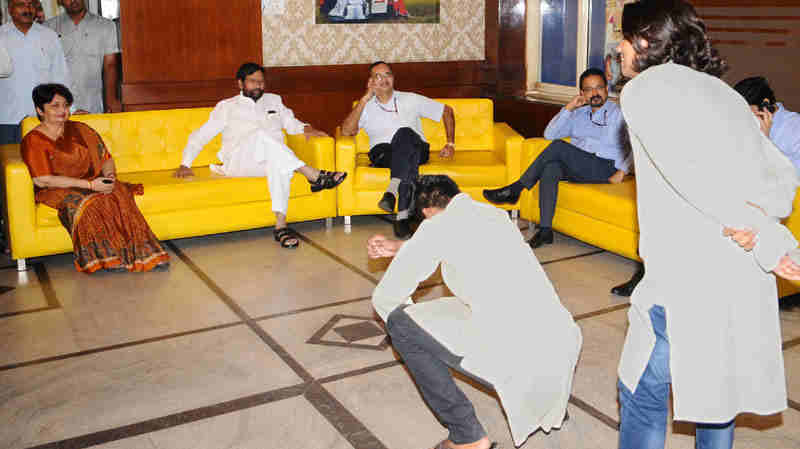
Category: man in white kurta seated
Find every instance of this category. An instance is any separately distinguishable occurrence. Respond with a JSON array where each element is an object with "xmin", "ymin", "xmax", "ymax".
[
  {"xmin": 368, "ymin": 175, "xmax": 582, "ymax": 449},
  {"xmin": 615, "ymin": 2, "xmax": 800, "ymax": 449},
  {"xmin": 175, "ymin": 62, "xmax": 346, "ymax": 248}
]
